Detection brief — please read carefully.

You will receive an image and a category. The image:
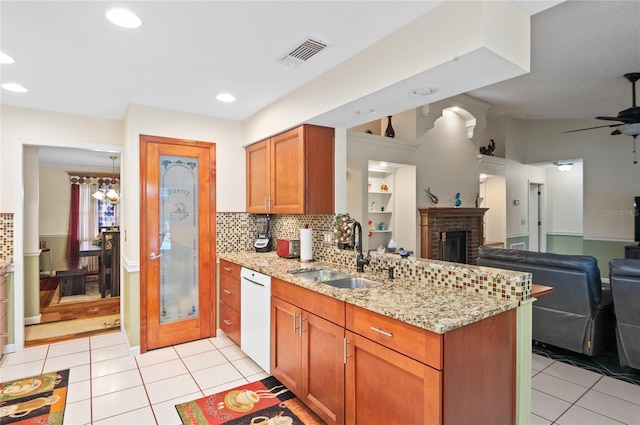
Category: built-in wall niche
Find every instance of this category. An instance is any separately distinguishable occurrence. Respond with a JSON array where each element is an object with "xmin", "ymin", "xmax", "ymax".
[{"xmin": 366, "ymin": 160, "xmax": 417, "ymax": 253}]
